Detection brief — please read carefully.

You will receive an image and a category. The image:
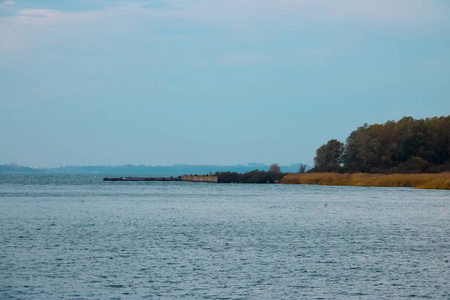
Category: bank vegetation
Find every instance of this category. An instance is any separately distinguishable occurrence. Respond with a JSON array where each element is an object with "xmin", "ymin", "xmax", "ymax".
[
  {"xmin": 312, "ymin": 116, "xmax": 450, "ymax": 173},
  {"xmin": 215, "ymin": 164, "xmax": 285, "ymax": 183},
  {"xmin": 281, "ymin": 172, "xmax": 450, "ymax": 190}
]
